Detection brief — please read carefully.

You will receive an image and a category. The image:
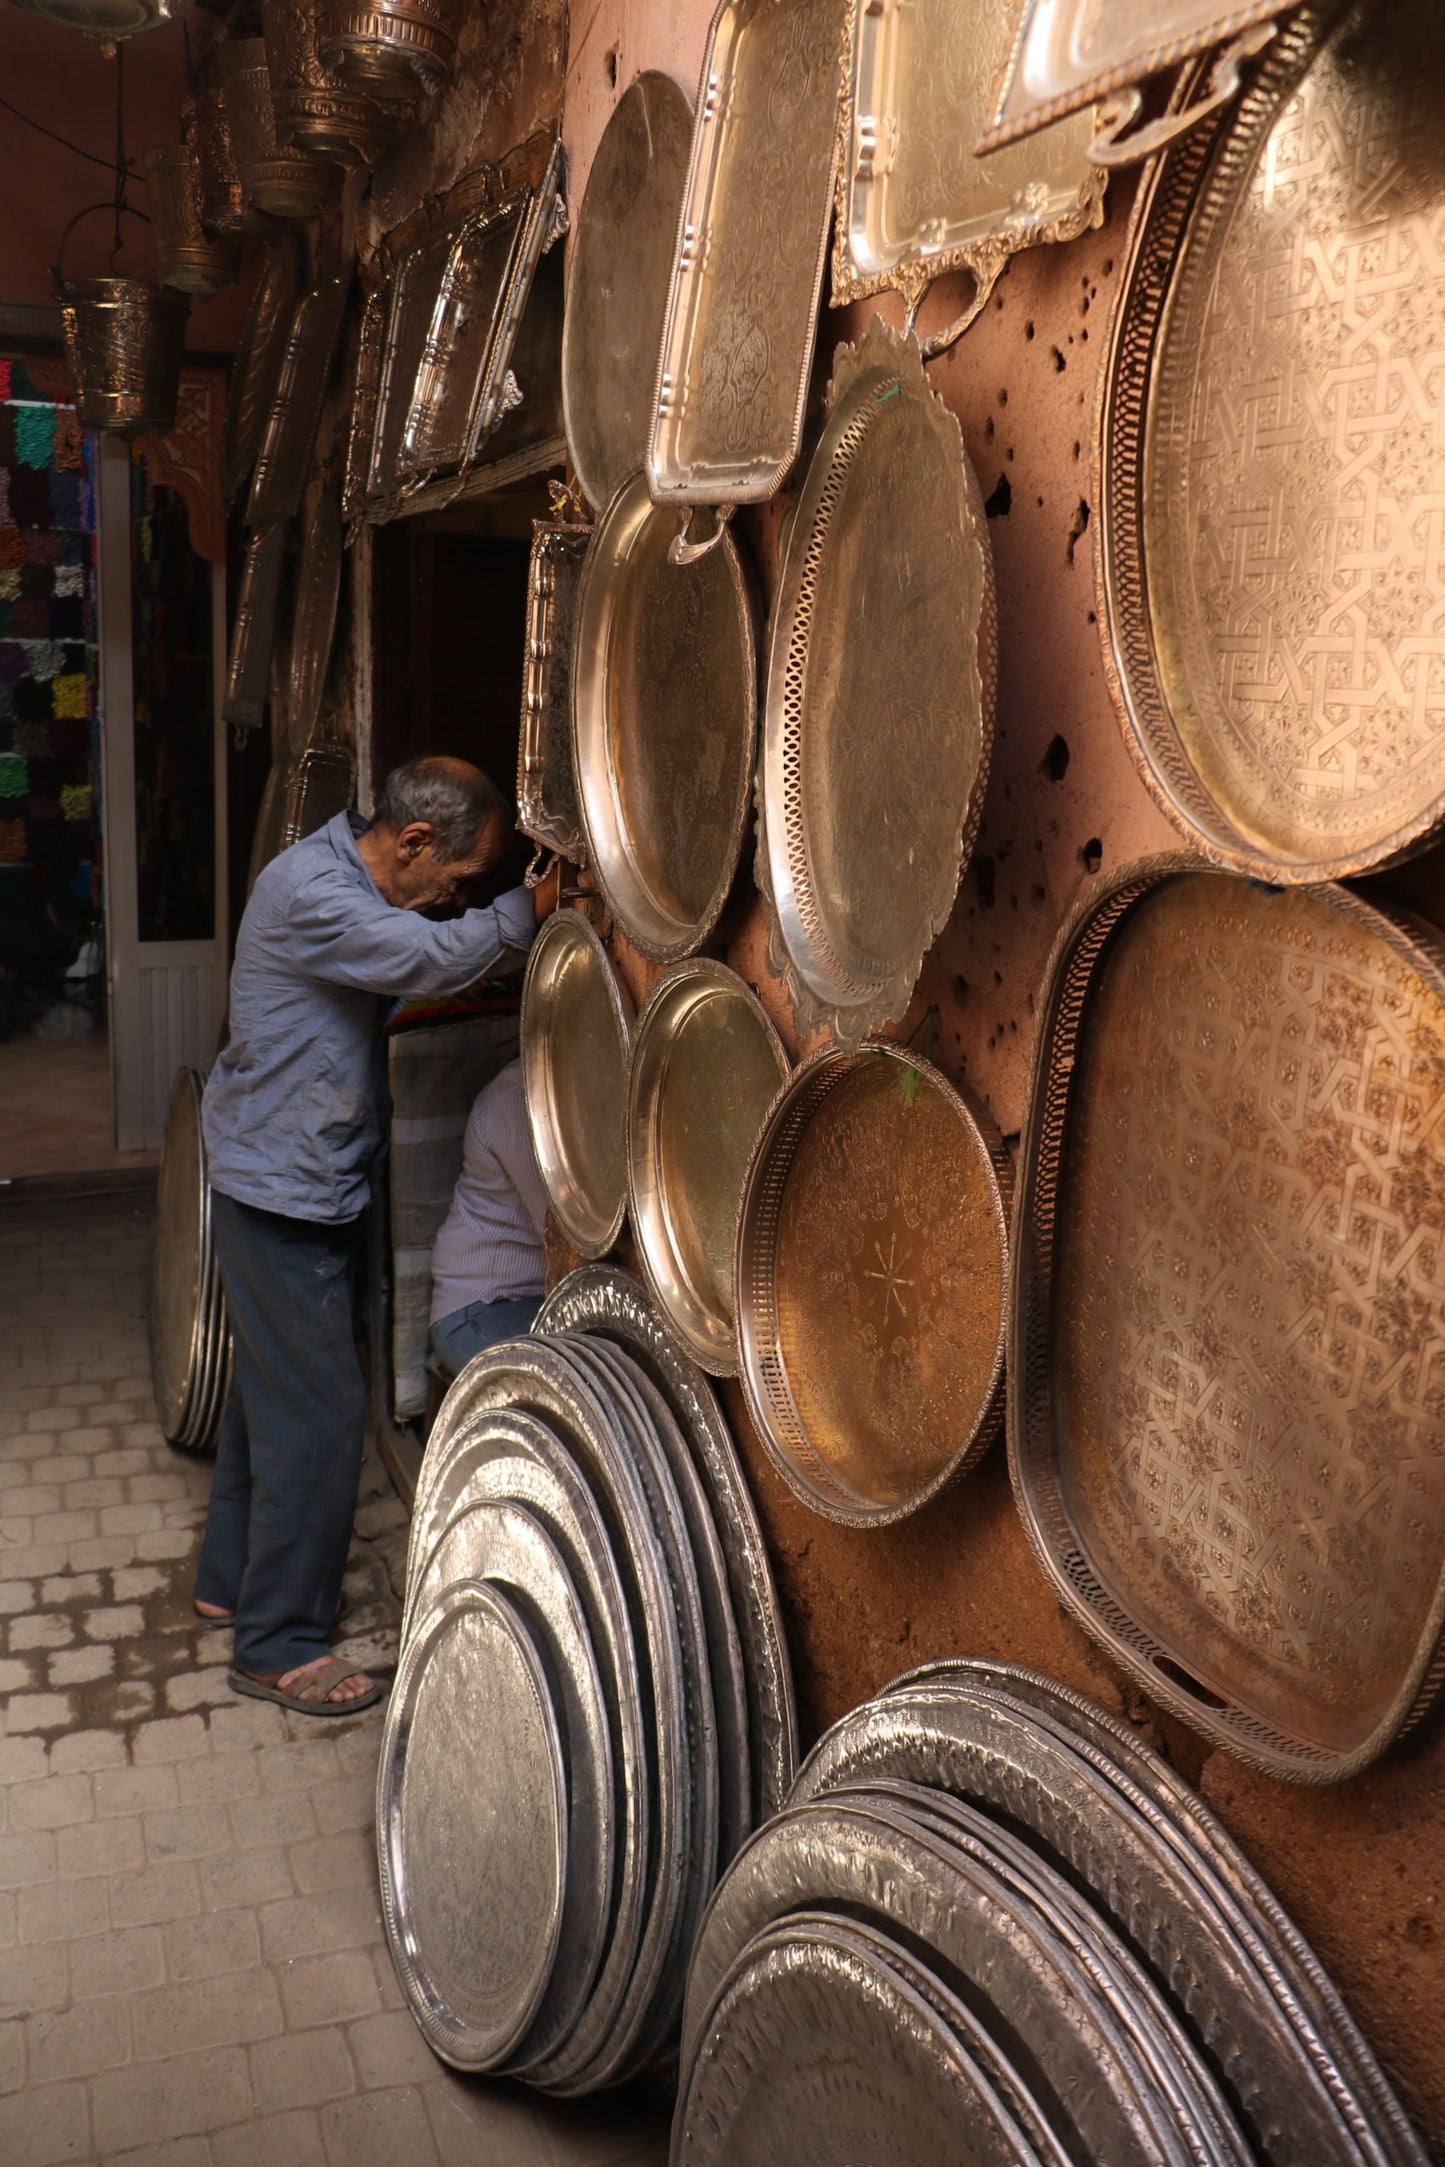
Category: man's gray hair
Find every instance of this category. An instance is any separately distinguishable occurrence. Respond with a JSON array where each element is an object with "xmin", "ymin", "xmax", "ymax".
[{"xmin": 371, "ymin": 758, "xmax": 508, "ymax": 863}]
